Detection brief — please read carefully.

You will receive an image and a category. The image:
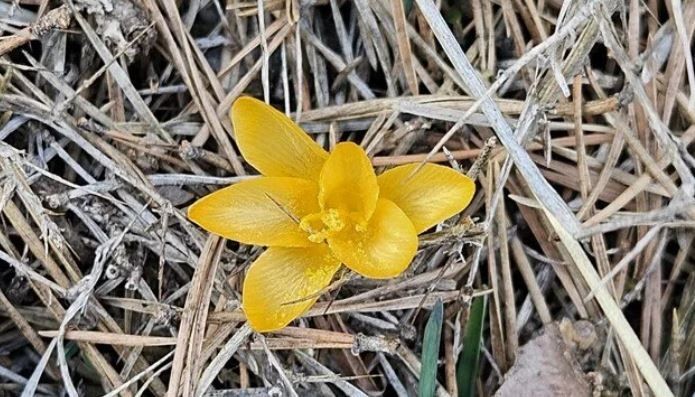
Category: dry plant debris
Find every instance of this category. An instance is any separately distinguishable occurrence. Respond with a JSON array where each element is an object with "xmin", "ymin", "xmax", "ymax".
[
  {"xmin": 494, "ymin": 323, "xmax": 593, "ymax": 397},
  {"xmin": 0, "ymin": 0, "xmax": 693, "ymax": 396}
]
